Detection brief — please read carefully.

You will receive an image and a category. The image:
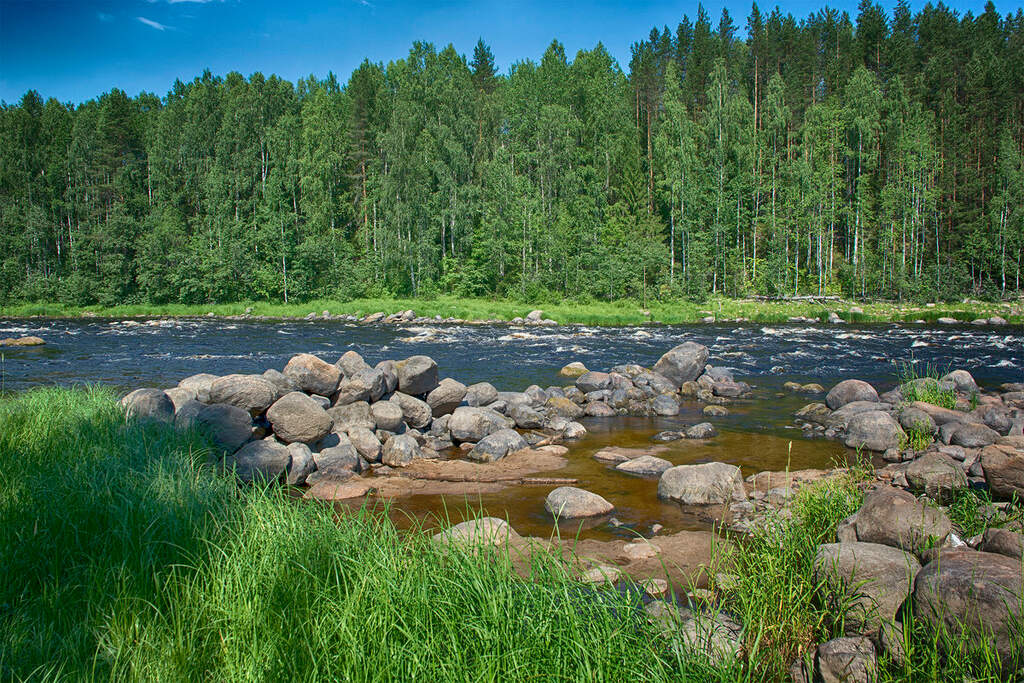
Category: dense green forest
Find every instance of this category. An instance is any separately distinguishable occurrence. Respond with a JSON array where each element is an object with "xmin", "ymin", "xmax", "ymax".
[{"xmin": 2, "ymin": 1, "xmax": 1023, "ymax": 307}]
